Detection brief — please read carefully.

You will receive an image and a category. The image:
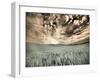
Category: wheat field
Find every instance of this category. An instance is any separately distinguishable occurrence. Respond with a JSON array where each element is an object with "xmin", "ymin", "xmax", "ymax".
[{"xmin": 26, "ymin": 43, "xmax": 89, "ymax": 67}]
